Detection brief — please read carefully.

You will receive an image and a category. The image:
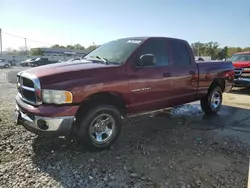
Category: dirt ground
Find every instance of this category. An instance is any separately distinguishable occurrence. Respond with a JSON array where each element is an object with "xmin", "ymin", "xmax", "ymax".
[{"xmin": 0, "ymin": 67, "xmax": 250, "ymax": 188}]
